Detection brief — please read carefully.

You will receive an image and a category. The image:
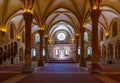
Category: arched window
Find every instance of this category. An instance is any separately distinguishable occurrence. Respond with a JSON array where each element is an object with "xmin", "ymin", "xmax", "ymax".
[
  {"xmin": 65, "ymin": 49, "xmax": 68, "ymax": 56},
  {"xmin": 78, "ymin": 47, "xmax": 81, "ymax": 55},
  {"xmin": 31, "ymin": 48, "xmax": 36, "ymax": 57},
  {"xmin": 87, "ymin": 47, "xmax": 92, "ymax": 55},
  {"xmin": 43, "ymin": 48, "xmax": 45, "ymax": 56},
  {"xmin": 100, "ymin": 30, "xmax": 103, "ymax": 41},
  {"xmin": 55, "ymin": 49, "xmax": 59, "ymax": 55},
  {"xmin": 112, "ymin": 21, "xmax": 117, "ymax": 37},
  {"xmin": 35, "ymin": 33, "xmax": 40, "ymax": 43},
  {"xmin": 84, "ymin": 32, "xmax": 88, "ymax": 42}
]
